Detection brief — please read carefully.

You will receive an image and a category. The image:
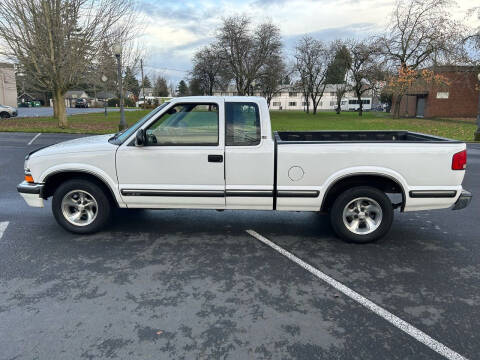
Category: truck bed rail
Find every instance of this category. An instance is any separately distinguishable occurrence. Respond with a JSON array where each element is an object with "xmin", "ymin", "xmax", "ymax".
[{"xmin": 274, "ymin": 131, "xmax": 461, "ymax": 144}]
